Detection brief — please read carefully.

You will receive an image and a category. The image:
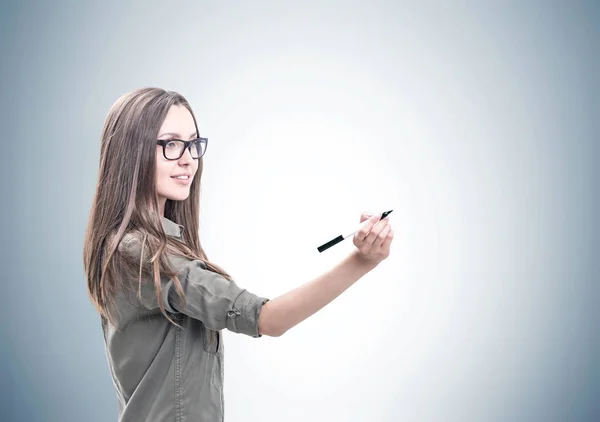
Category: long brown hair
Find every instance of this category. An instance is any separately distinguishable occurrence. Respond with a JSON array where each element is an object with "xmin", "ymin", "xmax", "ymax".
[{"xmin": 83, "ymin": 87, "xmax": 231, "ymax": 326}]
